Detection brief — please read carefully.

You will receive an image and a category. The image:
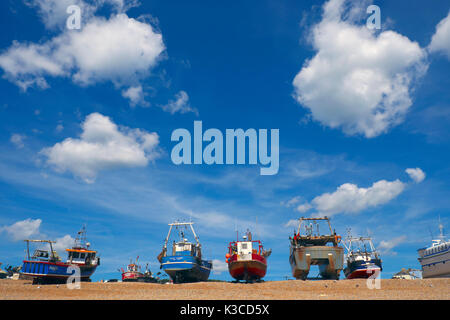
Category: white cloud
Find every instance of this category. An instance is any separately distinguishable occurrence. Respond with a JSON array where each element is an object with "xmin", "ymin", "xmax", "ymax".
[
  {"xmin": 122, "ymin": 85, "xmax": 148, "ymax": 107},
  {"xmin": 212, "ymin": 259, "xmax": 228, "ymax": 274},
  {"xmin": 405, "ymin": 167, "xmax": 426, "ymax": 183},
  {"xmin": 0, "ymin": 218, "xmax": 42, "ymax": 241},
  {"xmin": 53, "ymin": 234, "xmax": 75, "ymax": 256},
  {"xmin": 378, "ymin": 235, "xmax": 407, "ymax": 256},
  {"xmin": 41, "ymin": 112, "xmax": 160, "ymax": 183},
  {"xmin": 281, "ymin": 196, "xmax": 301, "ymax": 207},
  {"xmin": 284, "ymin": 219, "xmax": 299, "ymax": 229},
  {"xmin": 300, "ymin": 179, "xmax": 405, "ymax": 216},
  {"xmin": 429, "ymin": 11, "xmax": 450, "ymax": 60},
  {"xmin": 25, "ymin": 0, "xmax": 94, "ymax": 30},
  {"xmin": 292, "ymin": 0, "xmax": 428, "ymax": 138},
  {"xmin": 161, "ymin": 91, "xmax": 198, "ymax": 115},
  {"xmin": 56, "ymin": 124, "xmax": 64, "ymax": 133},
  {"xmin": 0, "ymin": 13, "xmax": 165, "ymax": 91},
  {"xmin": 296, "ymin": 203, "xmax": 312, "ymax": 213},
  {"xmin": 10, "ymin": 133, "xmax": 26, "ymax": 148},
  {"xmin": 25, "ymin": 0, "xmax": 139, "ymax": 30}
]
